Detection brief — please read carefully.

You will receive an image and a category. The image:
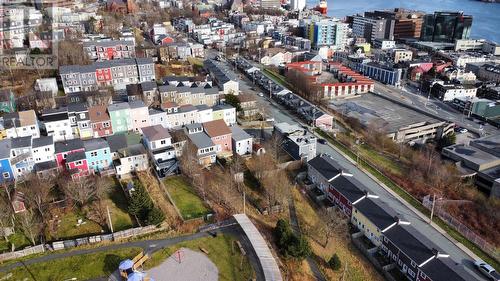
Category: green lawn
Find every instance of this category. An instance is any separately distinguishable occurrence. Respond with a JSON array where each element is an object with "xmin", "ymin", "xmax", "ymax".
[
  {"xmin": 163, "ymin": 176, "xmax": 211, "ymax": 220},
  {"xmin": 145, "ymin": 235, "xmax": 255, "ymax": 281},
  {"xmin": 106, "ymin": 182, "xmax": 136, "ymax": 231},
  {"xmin": 0, "ymin": 247, "xmax": 142, "ymax": 281},
  {"xmin": 48, "ymin": 211, "xmax": 103, "ymax": 241}
]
